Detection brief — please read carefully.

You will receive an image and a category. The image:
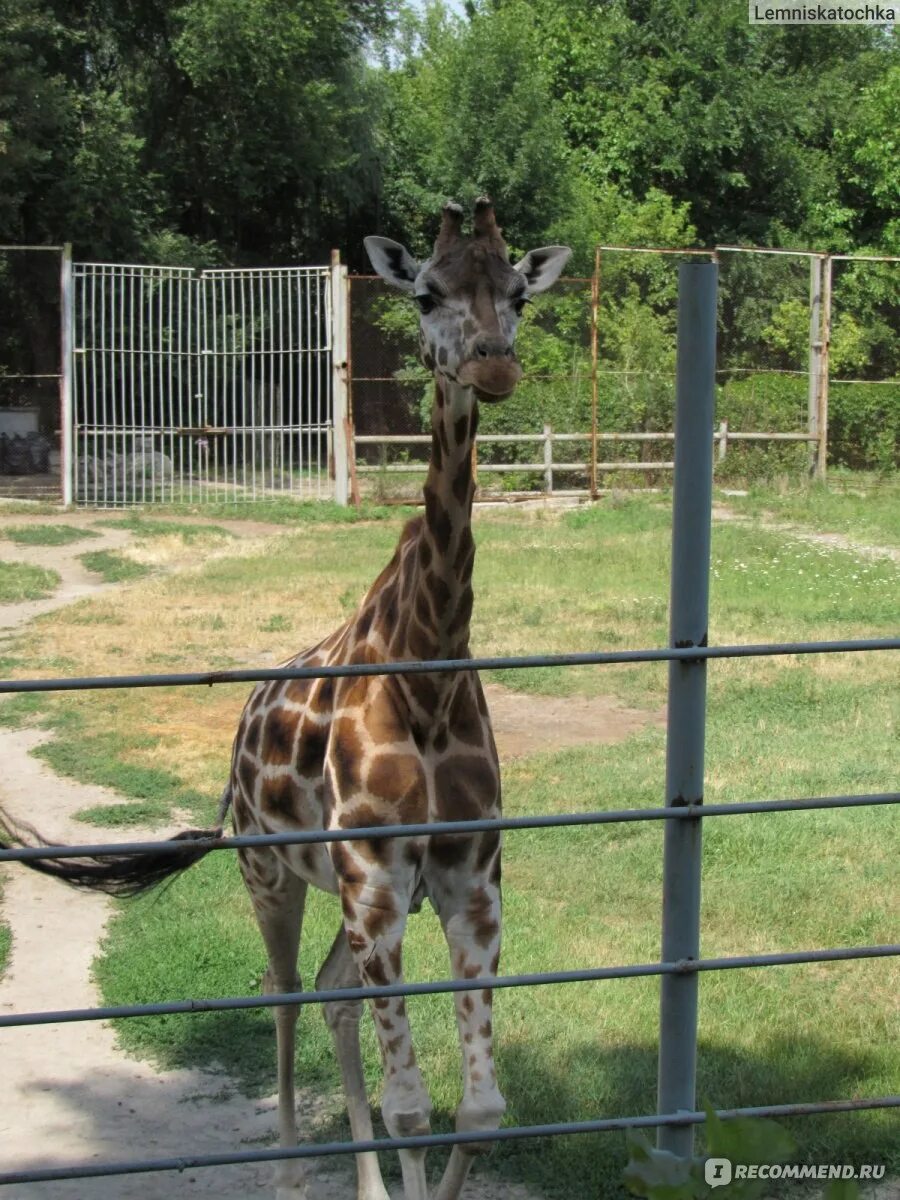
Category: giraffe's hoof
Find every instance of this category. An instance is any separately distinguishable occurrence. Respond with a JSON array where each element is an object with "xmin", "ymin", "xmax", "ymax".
[
  {"xmin": 275, "ymin": 1161, "xmax": 310, "ymax": 1199},
  {"xmin": 276, "ymin": 1184, "xmax": 311, "ymax": 1200}
]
